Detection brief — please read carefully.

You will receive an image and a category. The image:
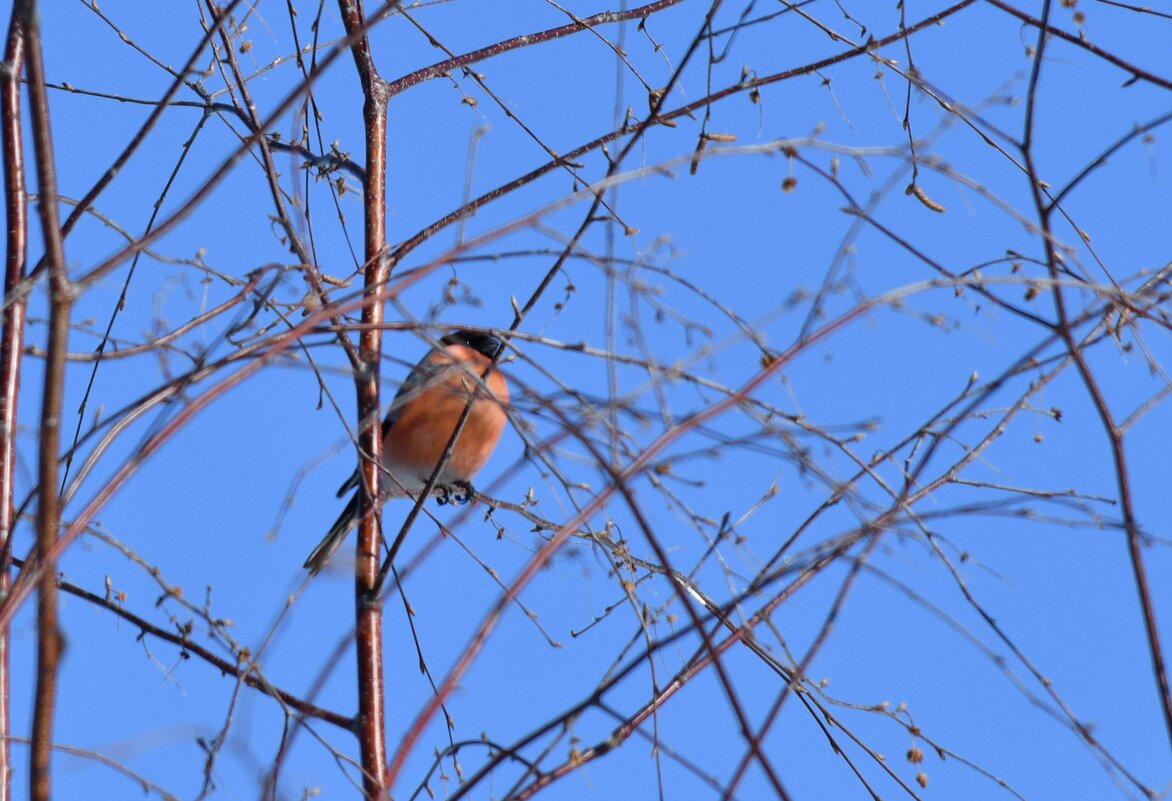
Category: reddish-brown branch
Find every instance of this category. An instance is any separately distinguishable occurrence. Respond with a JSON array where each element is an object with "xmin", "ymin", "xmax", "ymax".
[
  {"xmin": 26, "ymin": 562, "xmax": 352, "ymax": 730},
  {"xmin": 1113, "ymin": 442, "xmax": 1172, "ymax": 749},
  {"xmin": 0, "ymin": 204, "xmax": 460, "ymax": 633},
  {"xmin": 1035, "ymin": 175, "xmax": 1172, "ymax": 754},
  {"xmin": 0, "ymin": 309, "xmax": 321, "ymax": 632},
  {"xmin": 385, "ymin": 0, "xmax": 684, "ymax": 96},
  {"xmin": 388, "ymin": 291, "xmax": 879, "ymax": 787},
  {"xmin": 463, "ymin": 551, "xmax": 838, "ymax": 801},
  {"xmin": 721, "ymin": 534, "xmax": 881, "ymax": 799},
  {"xmin": 984, "ymin": 0, "xmax": 1172, "ymax": 91},
  {"xmin": 19, "ymin": 2, "xmax": 70, "ymax": 799},
  {"xmin": 606, "ymin": 474, "xmax": 792, "ymax": 799},
  {"xmin": 70, "ymin": 1, "xmax": 399, "ymax": 294},
  {"xmin": 203, "ymin": 2, "xmax": 359, "ymax": 369},
  {"xmin": 389, "ymin": 0, "xmax": 980, "ymax": 266},
  {"xmin": 0, "ymin": 9, "xmax": 27, "ymax": 801},
  {"xmin": 1015, "ymin": 0, "xmax": 1172, "ymax": 752},
  {"xmin": 382, "ymin": 16, "xmax": 786, "ymax": 762},
  {"xmin": 52, "ymin": 0, "xmax": 245, "ymax": 244},
  {"xmin": 545, "ymin": 351, "xmax": 819, "ymax": 798},
  {"xmin": 337, "ymin": 0, "xmax": 391, "ymax": 797}
]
